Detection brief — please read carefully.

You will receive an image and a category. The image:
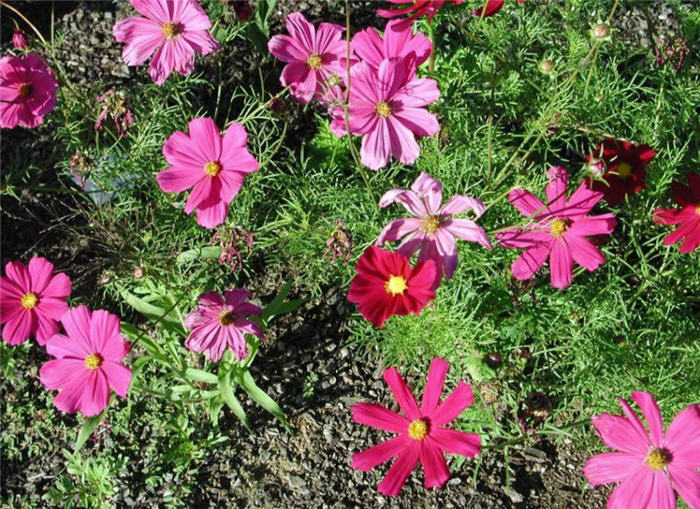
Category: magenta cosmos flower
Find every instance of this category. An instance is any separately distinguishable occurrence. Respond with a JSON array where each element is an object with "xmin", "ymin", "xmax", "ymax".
[
  {"xmin": 113, "ymin": 0, "xmax": 219, "ymax": 86},
  {"xmin": 472, "ymin": 0, "xmax": 525, "ymax": 17},
  {"xmin": 184, "ymin": 289, "xmax": 264, "ymax": 361},
  {"xmin": 583, "ymin": 392, "xmax": 700, "ymax": 509},
  {"xmin": 39, "ymin": 306, "xmax": 132, "ymax": 416},
  {"xmin": 496, "ymin": 166, "xmax": 616, "ymax": 289},
  {"xmin": 0, "ymin": 257, "xmax": 71, "ymax": 346},
  {"xmin": 377, "ymin": 0, "xmax": 464, "ymax": 25},
  {"xmin": 352, "ymin": 357, "xmax": 481, "ymax": 496},
  {"xmin": 0, "ymin": 52, "xmax": 58, "ymax": 129},
  {"xmin": 352, "ymin": 19, "xmax": 432, "ymax": 71},
  {"xmin": 377, "ymin": 173, "xmax": 491, "ymax": 279},
  {"xmin": 267, "ymin": 12, "xmax": 346, "ymax": 104},
  {"xmin": 348, "ymin": 57, "xmax": 440, "ymax": 170},
  {"xmin": 157, "ymin": 117, "xmax": 260, "ymax": 229},
  {"xmin": 653, "ymin": 173, "xmax": 700, "ymax": 254}
]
